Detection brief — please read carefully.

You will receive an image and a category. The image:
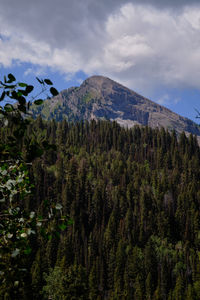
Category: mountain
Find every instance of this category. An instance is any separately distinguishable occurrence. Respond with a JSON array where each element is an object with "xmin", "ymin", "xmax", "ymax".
[{"xmin": 31, "ymin": 75, "xmax": 200, "ymax": 137}]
